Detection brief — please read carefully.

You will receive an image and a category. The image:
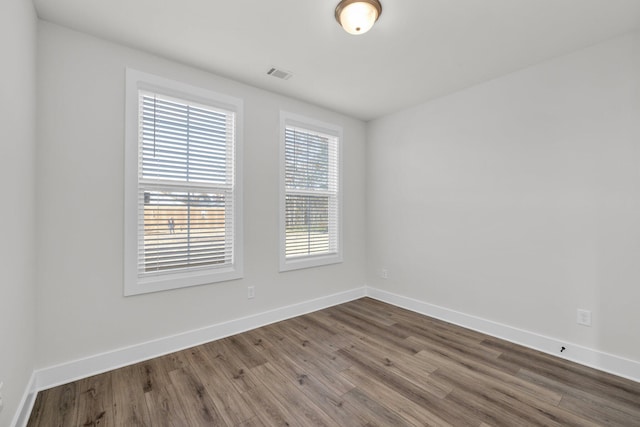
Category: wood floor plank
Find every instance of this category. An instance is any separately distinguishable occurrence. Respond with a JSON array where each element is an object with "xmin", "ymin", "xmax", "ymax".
[
  {"xmin": 27, "ymin": 382, "xmax": 79, "ymax": 427},
  {"xmin": 262, "ymin": 345, "xmax": 365, "ymax": 425},
  {"xmin": 27, "ymin": 298, "xmax": 640, "ymax": 427},
  {"xmin": 75, "ymin": 373, "xmax": 114, "ymax": 427},
  {"xmin": 518, "ymin": 368, "xmax": 640, "ymax": 426},
  {"xmin": 413, "ymin": 346, "xmax": 564, "ymax": 407},
  {"xmin": 338, "ymin": 346, "xmax": 482, "ymax": 426},
  {"xmin": 404, "ymin": 327, "xmax": 523, "ymax": 376},
  {"xmin": 558, "ymin": 392, "xmax": 640, "ymax": 427},
  {"xmin": 247, "ymin": 362, "xmax": 336, "ymax": 426},
  {"xmin": 340, "ymin": 336, "xmax": 447, "ymax": 399},
  {"xmin": 198, "ymin": 338, "xmax": 258, "ymax": 394},
  {"xmin": 240, "ymin": 384, "xmax": 296, "ymax": 427},
  {"xmin": 333, "ymin": 317, "xmax": 436, "ymax": 369},
  {"xmin": 167, "ymin": 367, "xmax": 225, "ymax": 426},
  {"xmin": 221, "ymin": 335, "xmax": 268, "ymax": 369},
  {"xmin": 360, "ymin": 298, "xmax": 488, "ymax": 344},
  {"xmin": 433, "ymin": 367, "xmax": 599, "ymax": 427},
  {"xmin": 234, "ymin": 416, "xmax": 265, "ymax": 427},
  {"xmin": 287, "ymin": 314, "xmax": 341, "ymax": 342},
  {"xmin": 239, "ymin": 327, "xmax": 272, "ymax": 353},
  {"xmin": 271, "ymin": 318, "xmax": 347, "ymax": 362},
  {"xmin": 112, "ymin": 365, "xmax": 152, "ymax": 426},
  {"xmin": 184, "ymin": 346, "xmax": 256, "ymax": 425},
  {"xmin": 341, "ymin": 366, "xmax": 453, "ymax": 426},
  {"xmin": 330, "ymin": 304, "xmax": 412, "ymax": 340},
  {"xmin": 327, "ymin": 308, "xmax": 424, "ymax": 357},
  {"xmin": 262, "ymin": 330, "xmax": 356, "ymax": 396},
  {"xmin": 336, "ymin": 300, "xmax": 398, "ymax": 327},
  {"xmin": 484, "ymin": 337, "xmax": 640, "ymax": 407},
  {"xmin": 443, "ymin": 386, "xmax": 561, "ymax": 427},
  {"xmin": 268, "ymin": 321, "xmax": 354, "ymax": 375},
  {"xmin": 341, "ymin": 387, "xmax": 416, "ymax": 426},
  {"xmin": 143, "ymin": 383, "xmax": 189, "ymax": 427}
]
